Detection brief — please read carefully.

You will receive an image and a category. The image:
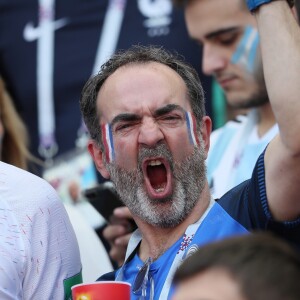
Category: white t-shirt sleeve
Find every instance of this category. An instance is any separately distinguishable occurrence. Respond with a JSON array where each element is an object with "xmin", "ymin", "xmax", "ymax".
[
  {"xmin": 0, "ymin": 199, "xmax": 24, "ymax": 299},
  {"xmin": 0, "ymin": 162, "xmax": 82, "ymax": 300}
]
